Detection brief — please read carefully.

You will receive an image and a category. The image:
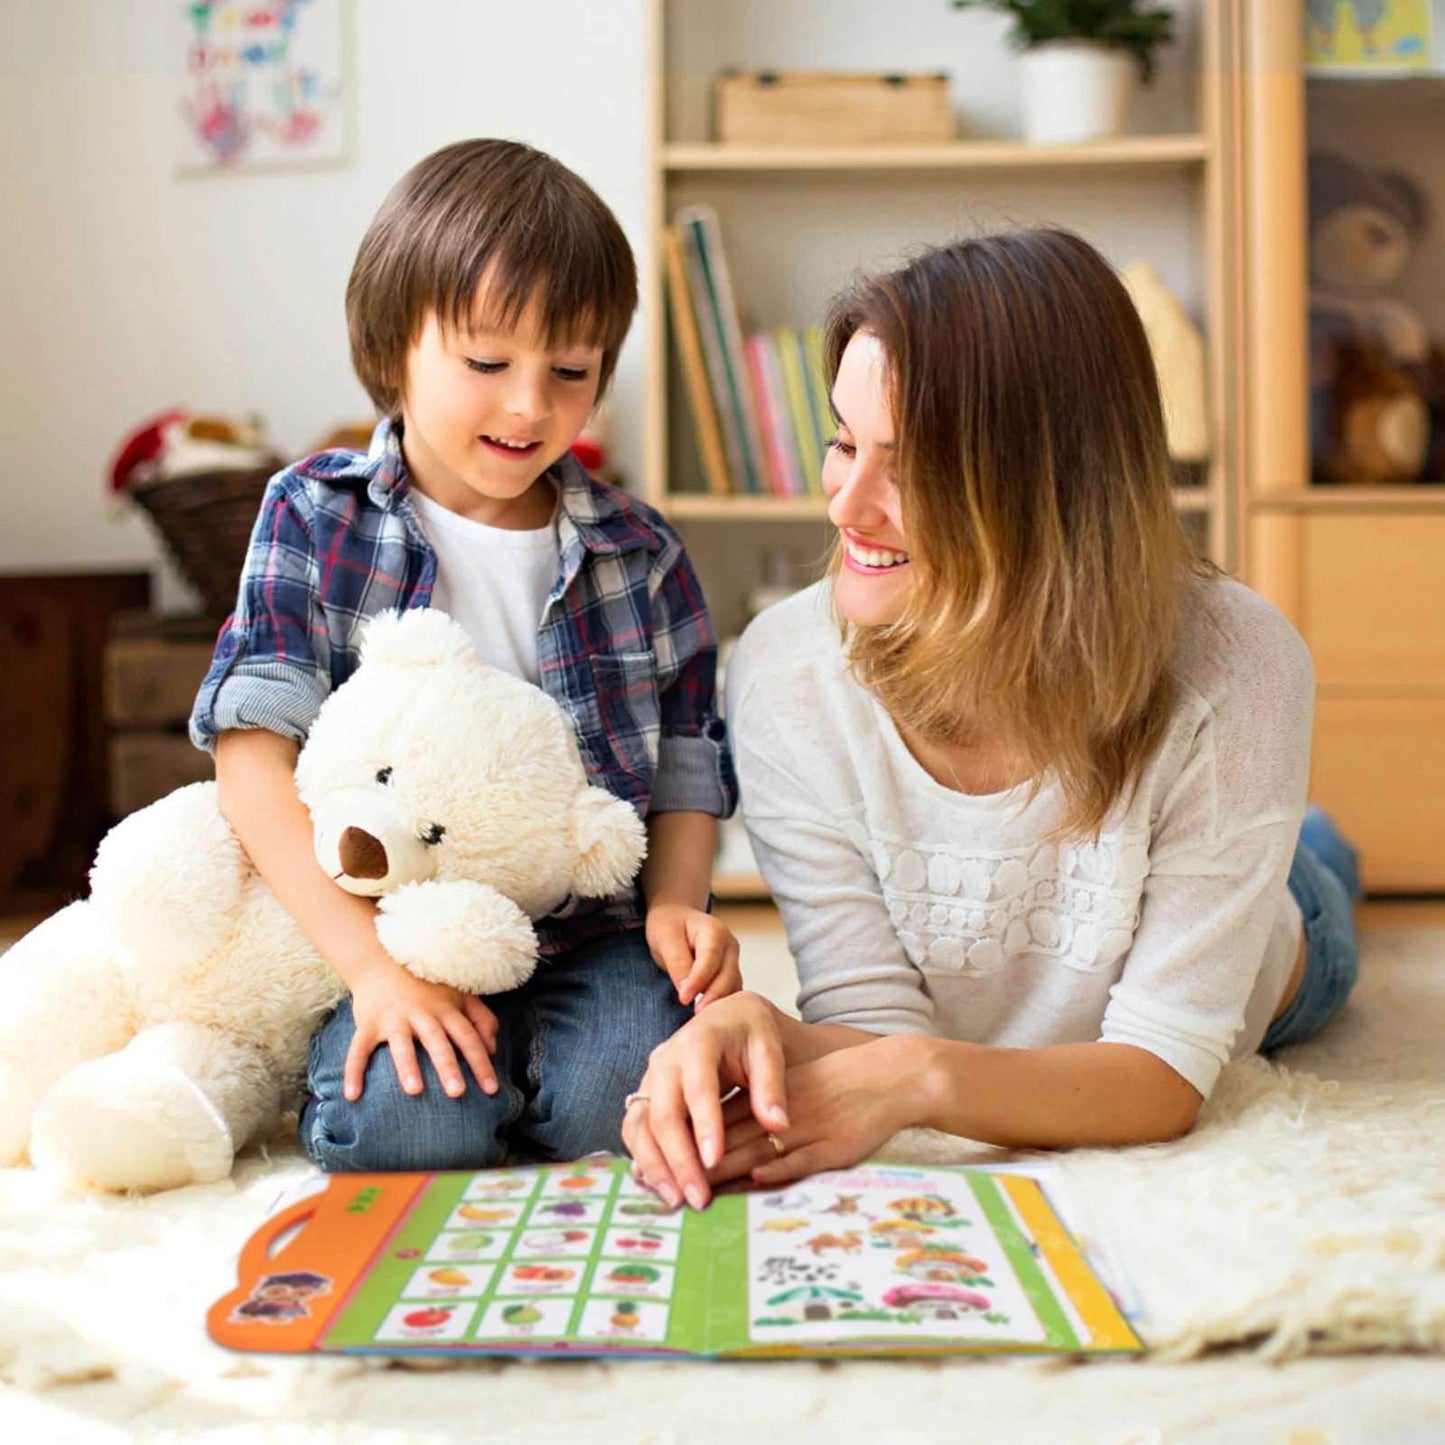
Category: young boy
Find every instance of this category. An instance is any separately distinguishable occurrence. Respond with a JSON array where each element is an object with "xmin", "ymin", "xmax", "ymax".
[{"xmin": 189, "ymin": 139, "xmax": 739, "ymax": 1196}]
